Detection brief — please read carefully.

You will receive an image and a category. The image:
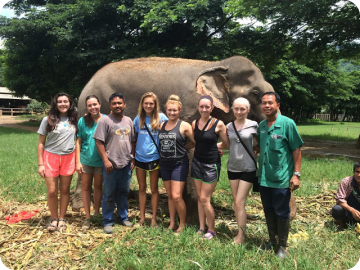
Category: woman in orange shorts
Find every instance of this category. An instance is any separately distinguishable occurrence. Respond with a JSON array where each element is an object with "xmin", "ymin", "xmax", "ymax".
[{"xmin": 37, "ymin": 93, "xmax": 77, "ymax": 232}]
